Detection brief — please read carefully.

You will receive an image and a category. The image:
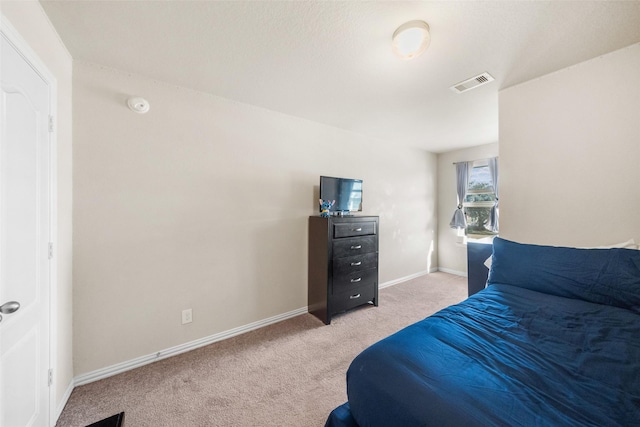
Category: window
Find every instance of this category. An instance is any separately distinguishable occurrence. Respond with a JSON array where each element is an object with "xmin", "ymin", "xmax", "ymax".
[{"xmin": 463, "ymin": 160, "xmax": 497, "ymax": 236}]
